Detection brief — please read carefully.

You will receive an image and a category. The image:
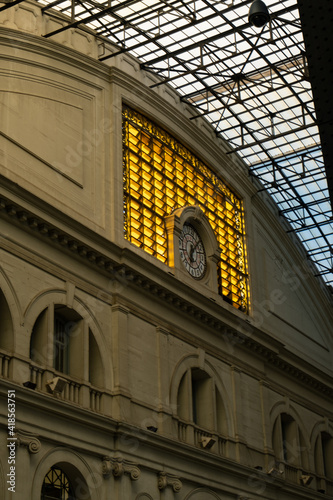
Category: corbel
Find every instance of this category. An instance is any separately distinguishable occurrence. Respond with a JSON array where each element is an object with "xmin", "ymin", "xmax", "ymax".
[
  {"xmin": 16, "ymin": 429, "xmax": 41, "ymax": 454},
  {"xmin": 102, "ymin": 457, "xmax": 140, "ymax": 480},
  {"xmin": 157, "ymin": 472, "xmax": 182, "ymax": 492}
]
